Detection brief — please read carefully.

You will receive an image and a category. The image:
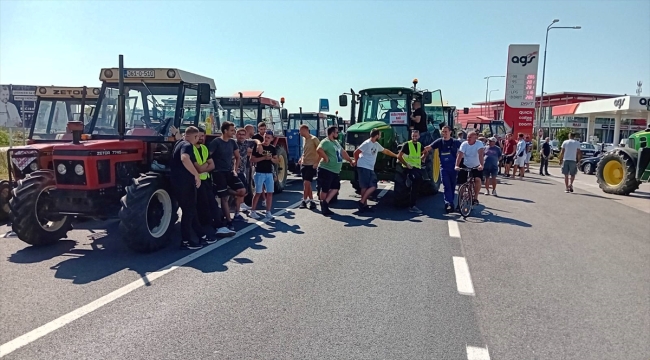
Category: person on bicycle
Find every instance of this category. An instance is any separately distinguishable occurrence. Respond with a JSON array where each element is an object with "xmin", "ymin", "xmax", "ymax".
[
  {"xmin": 423, "ymin": 125, "xmax": 461, "ymax": 213},
  {"xmin": 455, "ymin": 131, "xmax": 485, "ymax": 205},
  {"xmin": 397, "ymin": 129, "xmax": 425, "ymax": 214}
]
